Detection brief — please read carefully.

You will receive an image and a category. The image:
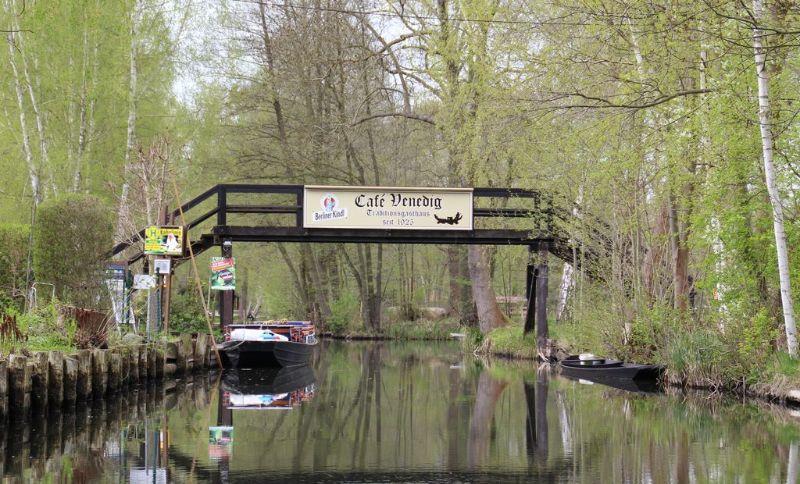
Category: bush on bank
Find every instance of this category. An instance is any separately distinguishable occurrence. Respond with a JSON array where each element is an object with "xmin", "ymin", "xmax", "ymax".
[
  {"xmin": 0, "ymin": 223, "xmax": 30, "ymax": 311},
  {"xmin": 33, "ymin": 194, "xmax": 113, "ymax": 309}
]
